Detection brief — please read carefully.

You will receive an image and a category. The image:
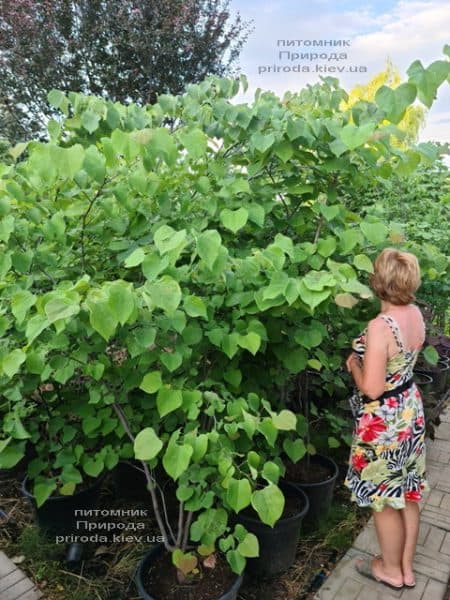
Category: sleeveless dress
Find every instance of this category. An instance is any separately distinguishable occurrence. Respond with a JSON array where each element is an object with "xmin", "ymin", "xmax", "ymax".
[{"xmin": 344, "ymin": 313, "xmax": 430, "ymax": 511}]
